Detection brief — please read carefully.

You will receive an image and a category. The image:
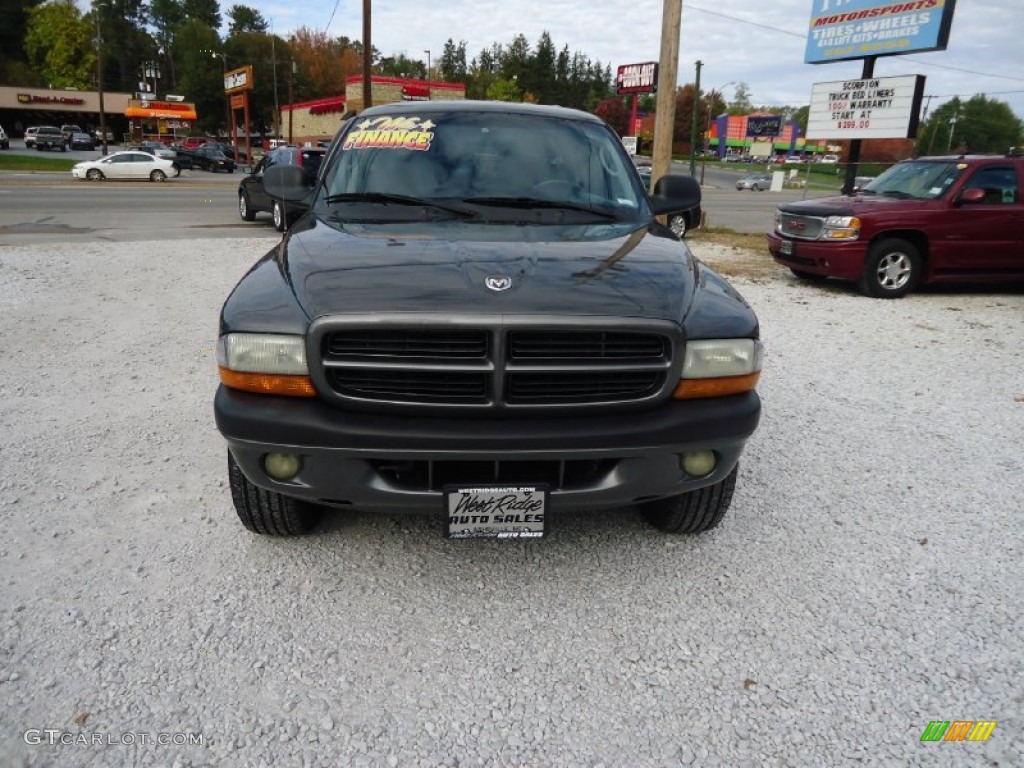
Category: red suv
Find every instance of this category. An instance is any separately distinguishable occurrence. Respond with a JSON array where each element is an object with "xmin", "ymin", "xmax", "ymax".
[
  {"xmin": 238, "ymin": 146, "xmax": 326, "ymax": 231},
  {"xmin": 767, "ymin": 152, "xmax": 1024, "ymax": 297}
]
